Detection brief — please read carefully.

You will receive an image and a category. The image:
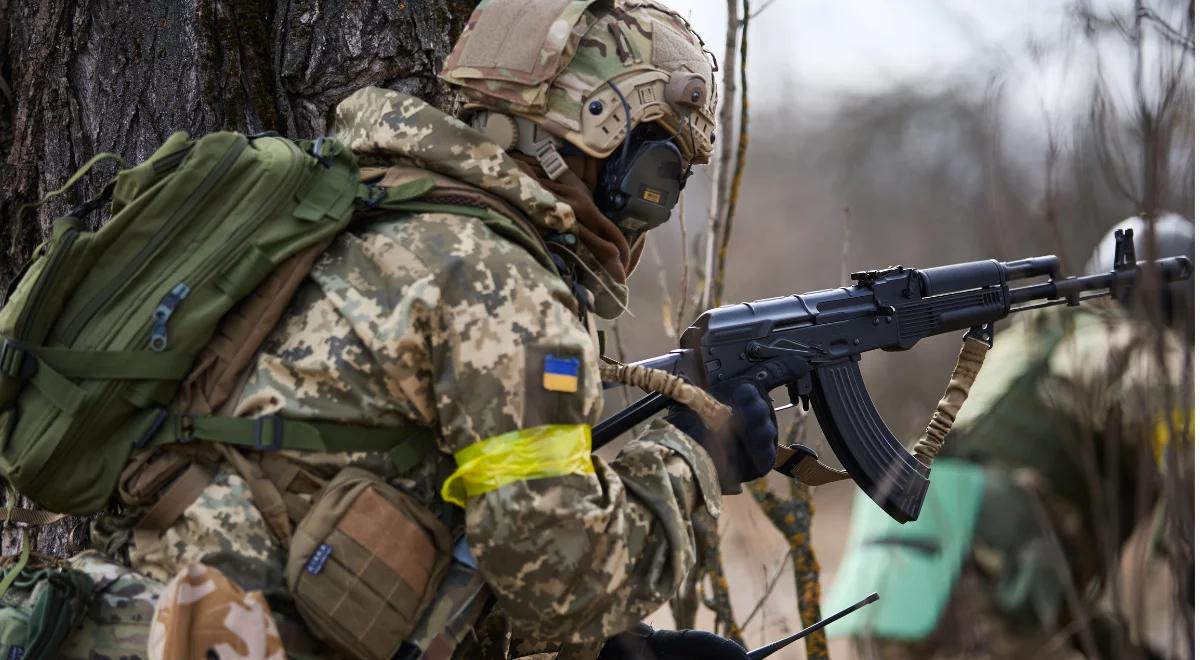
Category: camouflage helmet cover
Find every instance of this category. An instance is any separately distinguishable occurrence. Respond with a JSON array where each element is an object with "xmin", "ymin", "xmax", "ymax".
[{"xmin": 440, "ymin": 0, "xmax": 718, "ymax": 164}]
